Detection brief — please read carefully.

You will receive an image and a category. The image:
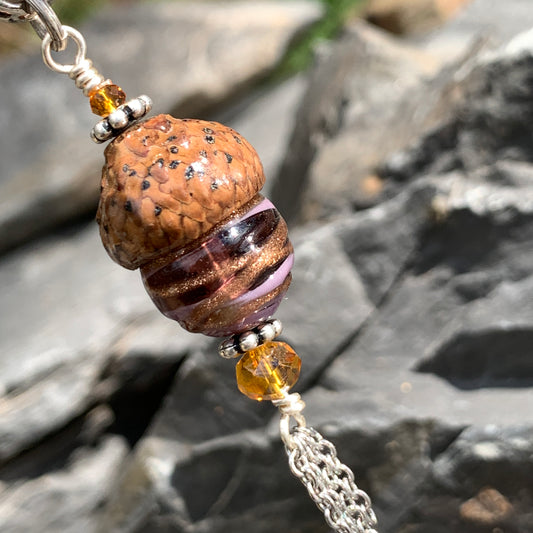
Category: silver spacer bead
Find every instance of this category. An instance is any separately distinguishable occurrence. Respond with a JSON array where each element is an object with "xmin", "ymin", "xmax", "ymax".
[
  {"xmin": 217, "ymin": 318, "xmax": 284, "ymax": 359},
  {"xmin": 138, "ymin": 95, "xmax": 152, "ymax": 114},
  {"xmin": 271, "ymin": 318, "xmax": 283, "ymax": 337},
  {"xmin": 91, "ymin": 120, "xmax": 113, "ymax": 143},
  {"xmin": 218, "ymin": 339, "xmax": 240, "ymax": 359},
  {"xmin": 126, "ymin": 98, "xmax": 145, "ymax": 119},
  {"xmin": 256, "ymin": 321, "xmax": 277, "ymax": 343},
  {"xmin": 107, "ymin": 108, "xmax": 129, "ymax": 130},
  {"xmin": 239, "ymin": 331, "xmax": 259, "ymax": 352},
  {"xmin": 90, "ymin": 95, "xmax": 153, "ymax": 144}
]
